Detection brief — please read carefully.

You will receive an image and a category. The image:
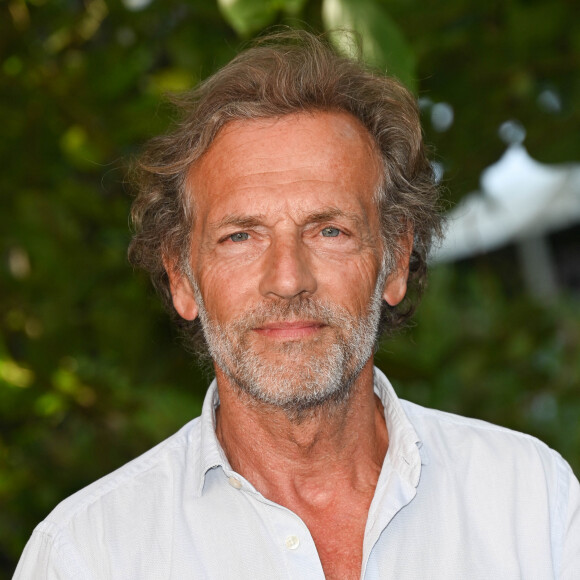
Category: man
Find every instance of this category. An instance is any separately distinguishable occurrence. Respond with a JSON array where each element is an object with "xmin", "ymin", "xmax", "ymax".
[{"xmin": 15, "ymin": 30, "xmax": 579, "ymax": 579}]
